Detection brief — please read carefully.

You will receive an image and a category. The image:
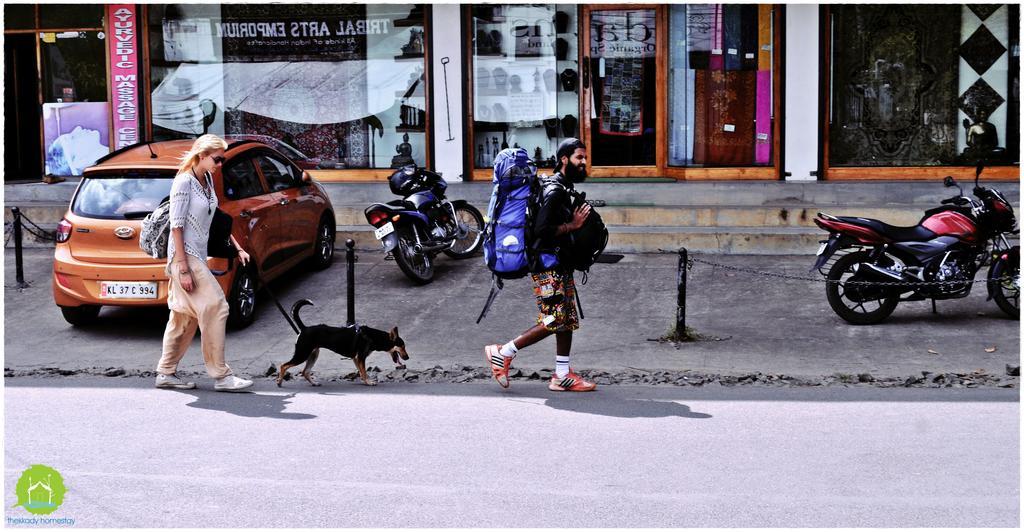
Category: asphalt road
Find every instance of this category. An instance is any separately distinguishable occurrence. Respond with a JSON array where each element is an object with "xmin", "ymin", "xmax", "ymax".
[
  {"xmin": 4, "ymin": 378, "xmax": 1019, "ymax": 527},
  {"xmin": 4, "ymin": 249, "xmax": 1020, "ymax": 379}
]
